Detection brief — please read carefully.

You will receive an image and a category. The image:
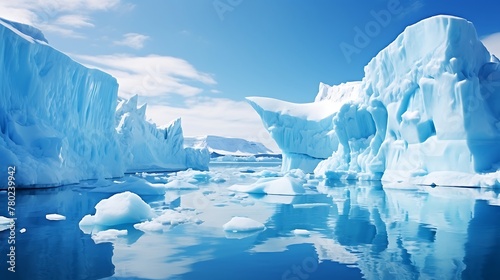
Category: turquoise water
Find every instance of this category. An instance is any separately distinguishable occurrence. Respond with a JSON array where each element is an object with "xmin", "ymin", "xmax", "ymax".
[{"xmin": 1, "ymin": 162, "xmax": 500, "ymax": 280}]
